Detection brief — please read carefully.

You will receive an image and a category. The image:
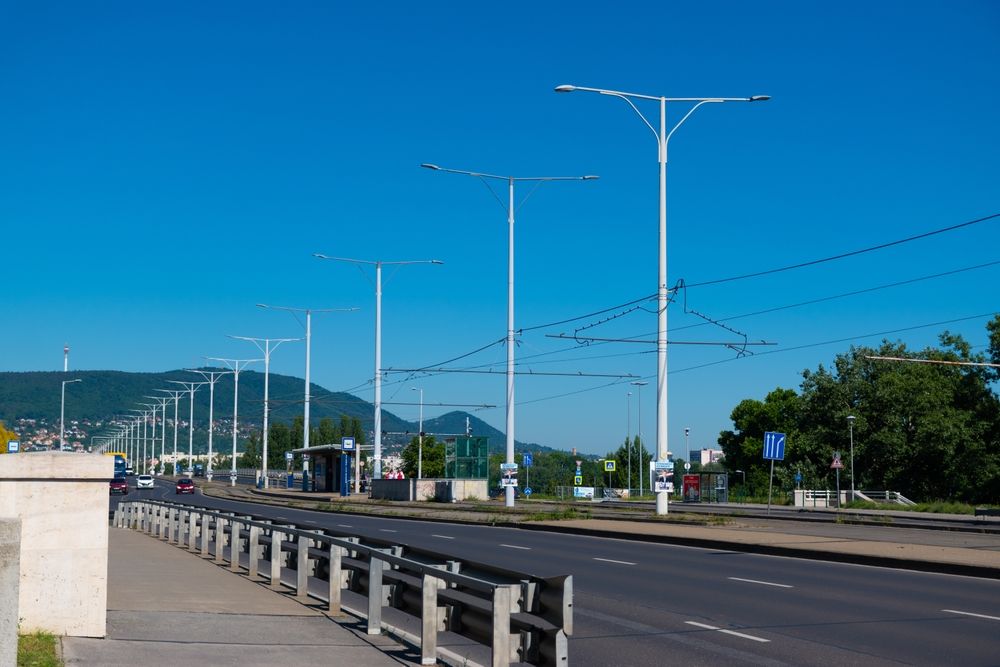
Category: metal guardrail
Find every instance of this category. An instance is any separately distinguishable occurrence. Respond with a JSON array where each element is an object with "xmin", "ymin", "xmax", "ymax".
[{"xmin": 113, "ymin": 500, "xmax": 570, "ymax": 666}]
